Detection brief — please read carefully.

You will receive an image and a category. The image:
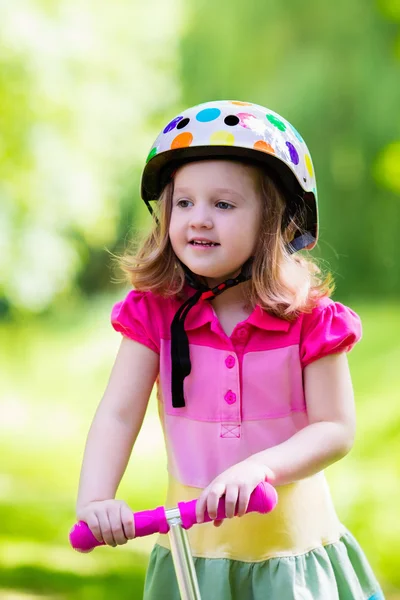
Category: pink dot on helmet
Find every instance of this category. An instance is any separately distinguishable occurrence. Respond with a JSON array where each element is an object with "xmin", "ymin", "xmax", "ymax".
[{"xmin": 237, "ymin": 112, "xmax": 258, "ymax": 129}]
